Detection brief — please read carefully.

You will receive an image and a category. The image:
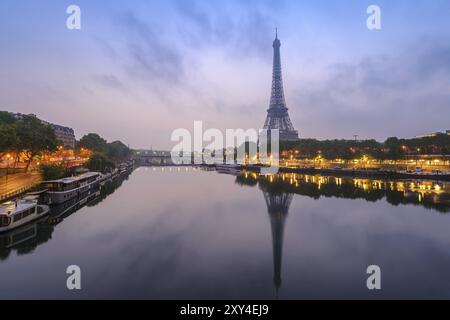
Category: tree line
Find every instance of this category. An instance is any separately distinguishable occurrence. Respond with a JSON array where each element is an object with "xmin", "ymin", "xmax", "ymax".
[
  {"xmin": 0, "ymin": 111, "xmax": 133, "ymax": 176},
  {"xmin": 0, "ymin": 111, "xmax": 57, "ymax": 171},
  {"xmin": 78, "ymin": 133, "xmax": 133, "ymax": 172},
  {"xmin": 39, "ymin": 132, "xmax": 133, "ymax": 180},
  {"xmin": 281, "ymin": 134, "xmax": 450, "ymax": 160}
]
